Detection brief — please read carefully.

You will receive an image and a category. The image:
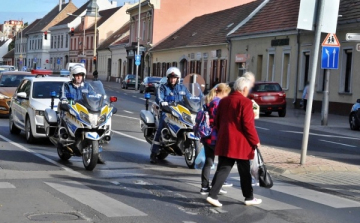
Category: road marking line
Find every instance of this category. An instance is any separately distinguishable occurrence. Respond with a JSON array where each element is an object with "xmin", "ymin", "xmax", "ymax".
[
  {"xmin": 132, "ymin": 95, "xmax": 137, "ymax": 98},
  {"xmin": 281, "ymin": 130, "xmax": 359, "ymax": 140},
  {"xmin": 113, "ymin": 114, "xmax": 139, "ymax": 120},
  {"xmin": 271, "ymin": 182, "xmax": 360, "ymax": 208},
  {"xmin": 45, "ymin": 181, "xmax": 147, "ymax": 217},
  {"xmin": 112, "ymin": 130, "xmax": 147, "ymax": 143},
  {"xmin": 256, "ymin": 126, "xmax": 269, "ymax": 130},
  {"xmin": 123, "ymin": 110, "xmax": 134, "ymax": 114},
  {"xmin": 0, "ymin": 182, "xmax": 16, "ymax": 189},
  {"xmin": 116, "ymin": 91, "xmax": 120, "ymax": 93},
  {"xmin": 319, "ymin": 139, "xmax": 356, "ymax": 148},
  {"xmin": 110, "ymin": 181, "xmax": 120, "ymax": 185},
  {"xmin": 0, "ymin": 134, "xmax": 79, "ymax": 175},
  {"xmin": 124, "ymin": 93, "xmax": 128, "ymax": 95},
  {"xmin": 140, "ymin": 98, "xmax": 146, "ymax": 101}
]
